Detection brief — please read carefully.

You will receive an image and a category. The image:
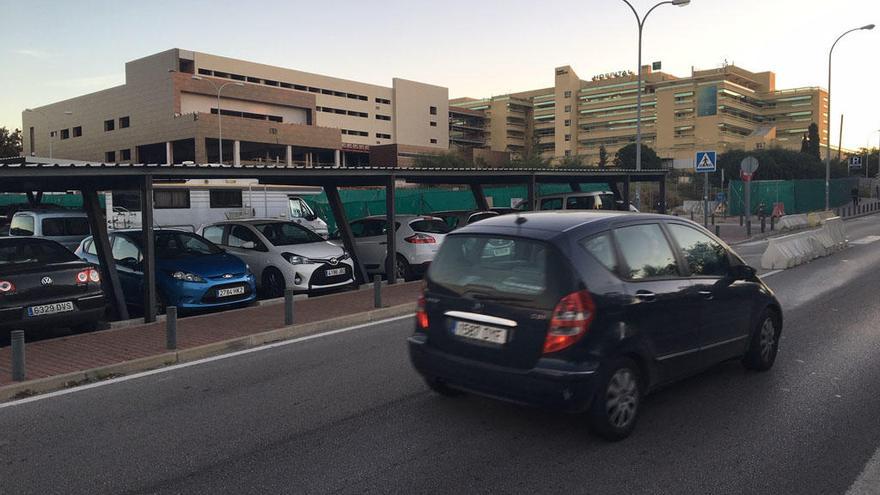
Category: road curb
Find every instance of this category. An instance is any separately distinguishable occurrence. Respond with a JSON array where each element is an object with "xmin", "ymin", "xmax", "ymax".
[{"xmin": 0, "ymin": 302, "xmax": 415, "ymax": 403}]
